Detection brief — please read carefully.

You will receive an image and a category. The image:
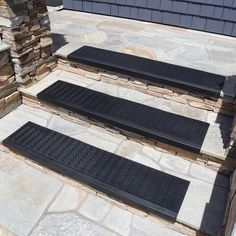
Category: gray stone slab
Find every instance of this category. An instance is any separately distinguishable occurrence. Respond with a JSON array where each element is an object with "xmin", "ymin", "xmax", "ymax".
[
  {"xmin": 0, "ymin": 149, "xmax": 27, "ymax": 185},
  {"xmin": 49, "ymin": 184, "xmax": 87, "ymax": 213},
  {"xmin": 160, "ymin": 153, "xmax": 190, "ymax": 174},
  {"xmin": 0, "ymin": 166, "xmax": 62, "ymax": 236},
  {"xmin": 103, "ymin": 206, "xmax": 132, "ymax": 236},
  {"xmin": 48, "ymin": 115, "xmax": 88, "ymax": 136},
  {"xmin": 49, "ymin": 10, "xmax": 236, "ymax": 75},
  {"xmin": 177, "ymin": 179, "xmax": 228, "ymax": 236},
  {"xmin": 79, "ymin": 194, "xmax": 111, "ymax": 222},
  {"xmin": 189, "ymin": 163, "xmax": 229, "ymax": 188},
  {"xmin": 0, "ymin": 106, "xmax": 48, "ymax": 142},
  {"xmin": 31, "ymin": 212, "xmax": 118, "ymax": 236},
  {"xmin": 132, "ymin": 215, "xmax": 185, "ymax": 236},
  {"xmin": 201, "ymin": 125, "xmax": 229, "ymax": 160}
]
